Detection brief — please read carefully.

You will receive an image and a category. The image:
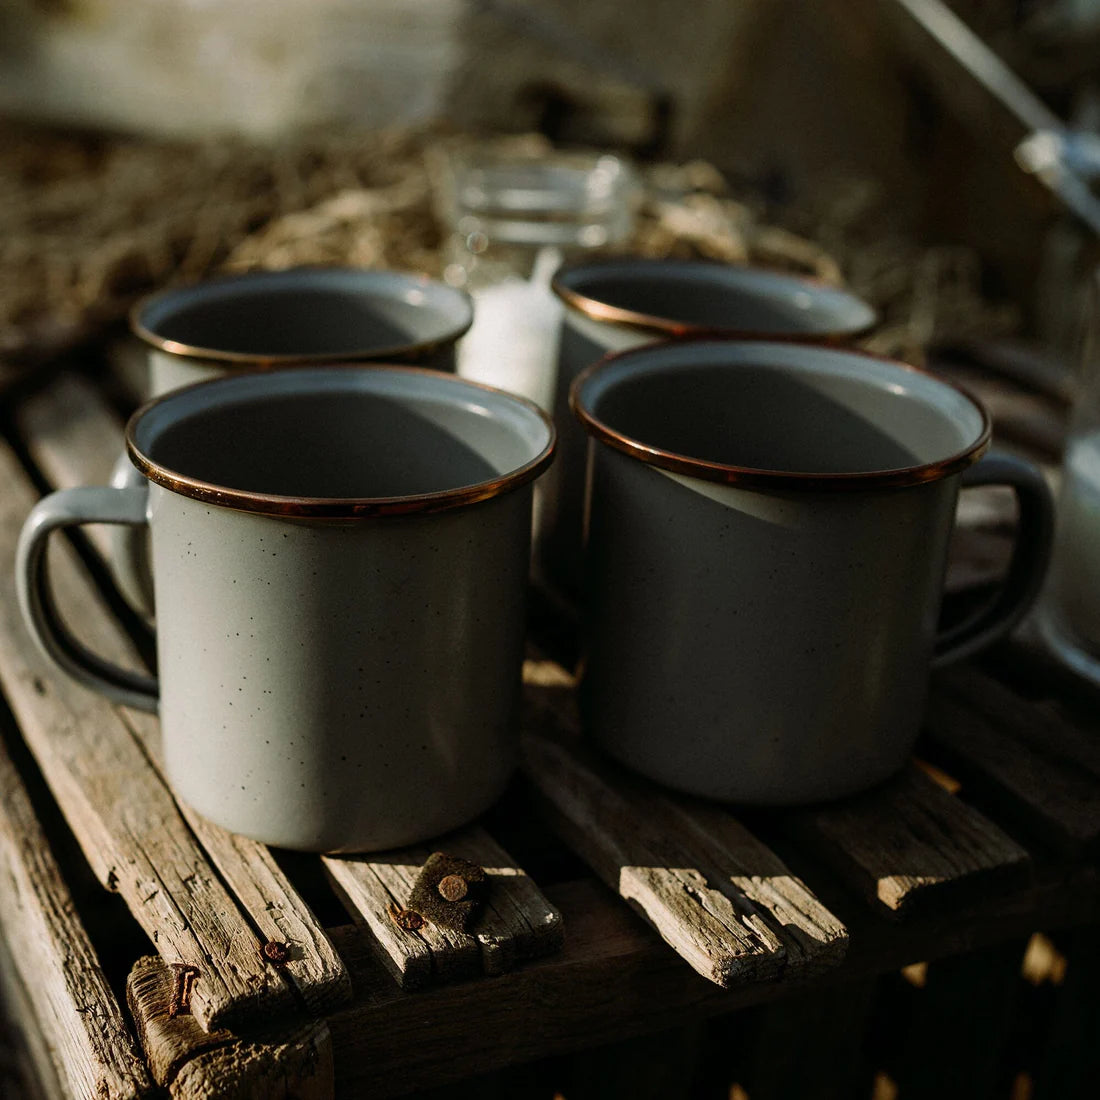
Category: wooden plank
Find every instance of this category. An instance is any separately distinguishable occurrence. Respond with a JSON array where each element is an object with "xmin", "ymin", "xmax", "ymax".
[
  {"xmin": 0, "ymin": 928, "xmax": 66, "ymax": 1100},
  {"xmin": 127, "ymin": 957, "xmax": 333, "ymax": 1100},
  {"xmin": 325, "ymin": 866, "xmax": 1100, "ymax": 1100},
  {"xmin": 324, "ymin": 850, "xmax": 481, "ymax": 990},
  {"xmin": 323, "ymin": 826, "xmax": 562, "ymax": 989},
  {"xmin": 17, "ymin": 371, "xmax": 352, "ymax": 1017},
  {"xmin": 783, "ymin": 763, "xmax": 1032, "ymax": 919},
  {"xmin": 0, "ymin": 734, "xmax": 154, "ymax": 1100},
  {"xmin": 925, "ymin": 671, "xmax": 1100, "ymax": 858},
  {"xmin": 521, "ymin": 730, "xmax": 847, "ymax": 988},
  {"xmin": 432, "ymin": 828, "xmax": 564, "ymax": 975},
  {"xmin": 0, "ymin": 435, "xmax": 294, "ymax": 1031}
]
